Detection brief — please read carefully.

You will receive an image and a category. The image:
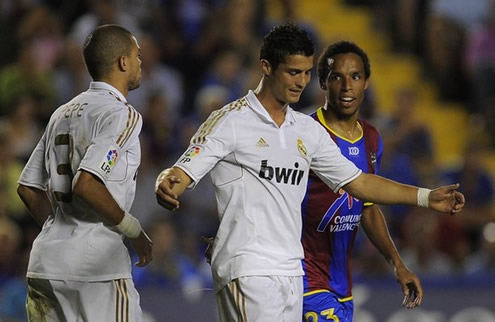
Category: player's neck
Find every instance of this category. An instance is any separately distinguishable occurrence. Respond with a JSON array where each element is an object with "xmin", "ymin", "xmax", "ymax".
[
  {"xmin": 255, "ymin": 82, "xmax": 287, "ymax": 127},
  {"xmin": 323, "ymin": 112, "xmax": 361, "ymax": 140}
]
